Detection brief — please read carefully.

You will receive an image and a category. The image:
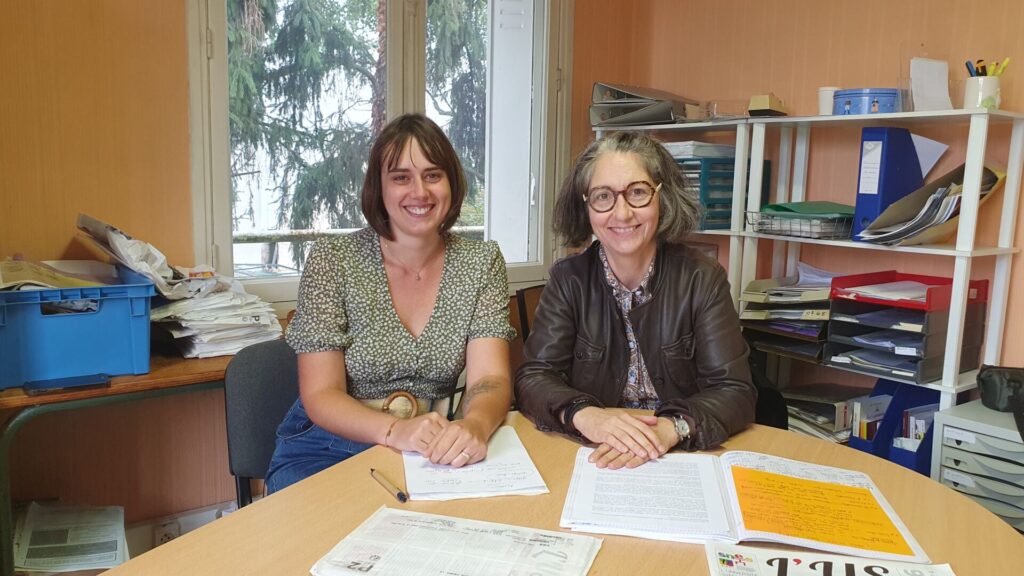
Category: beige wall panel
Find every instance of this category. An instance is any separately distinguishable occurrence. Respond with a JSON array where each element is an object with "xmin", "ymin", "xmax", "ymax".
[
  {"xmin": 0, "ymin": 0, "xmax": 194, "ymax": 264},
  {"xmin": 1, "ymin": 1, "xmax": 230, "ymax": 522}
]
